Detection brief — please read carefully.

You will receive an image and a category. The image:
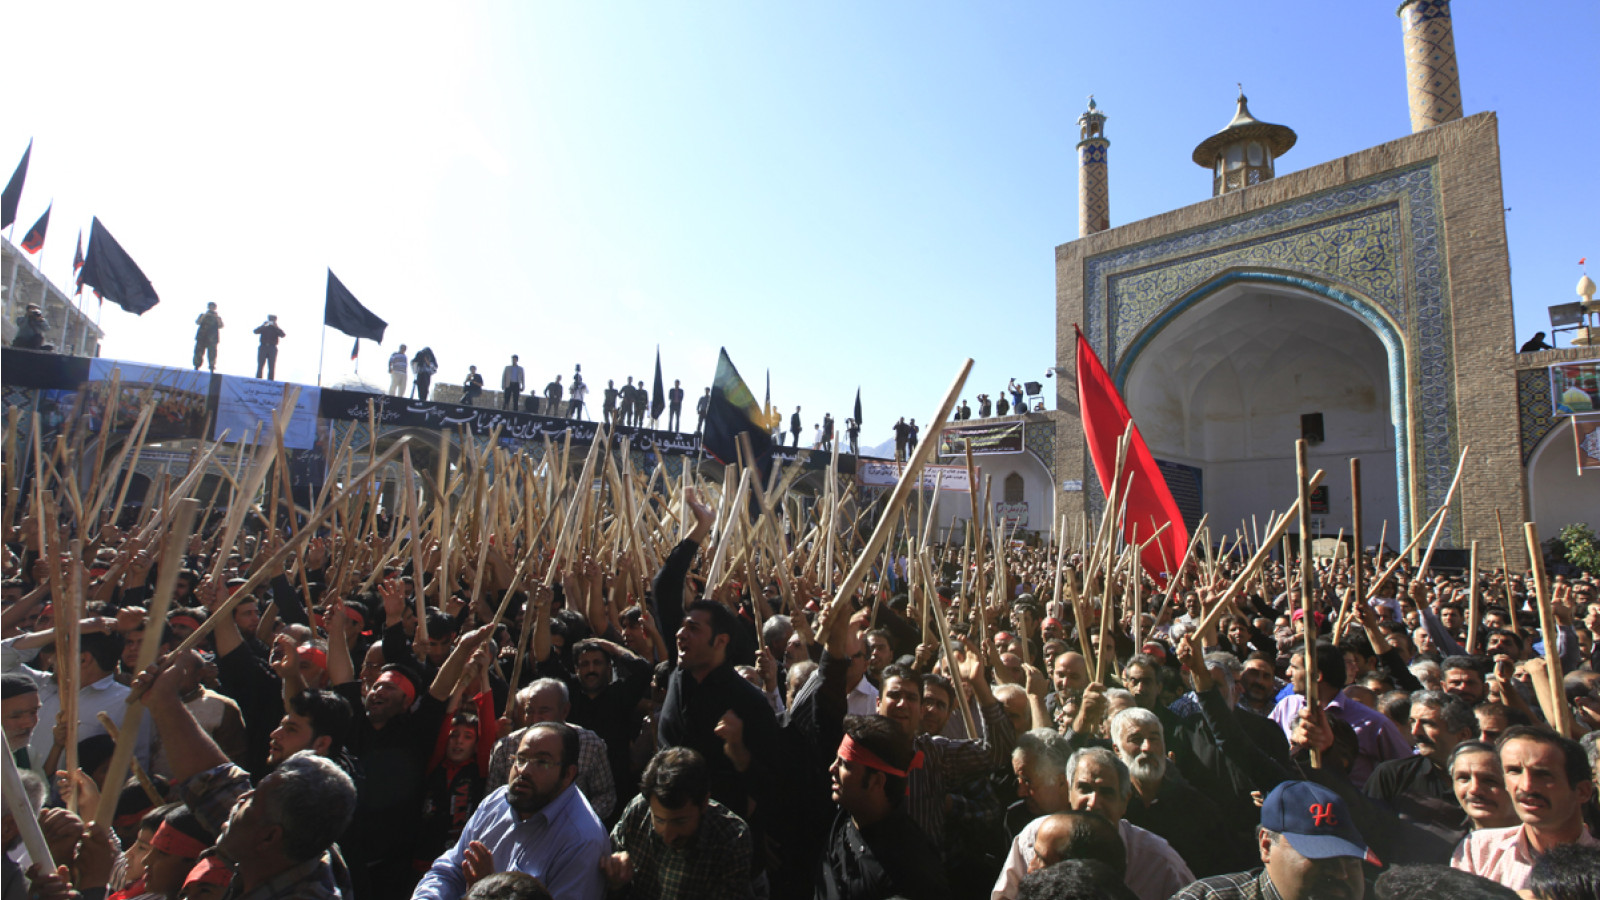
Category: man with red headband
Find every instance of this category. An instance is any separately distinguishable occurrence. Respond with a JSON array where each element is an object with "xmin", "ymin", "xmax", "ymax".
[
  {"xmin": 817, "ymin": 714, "xmax": 950, "ymax": 899},
  {"xmin": 326, "ymin": 607, "xmax": 494, "ymax": 900}
]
